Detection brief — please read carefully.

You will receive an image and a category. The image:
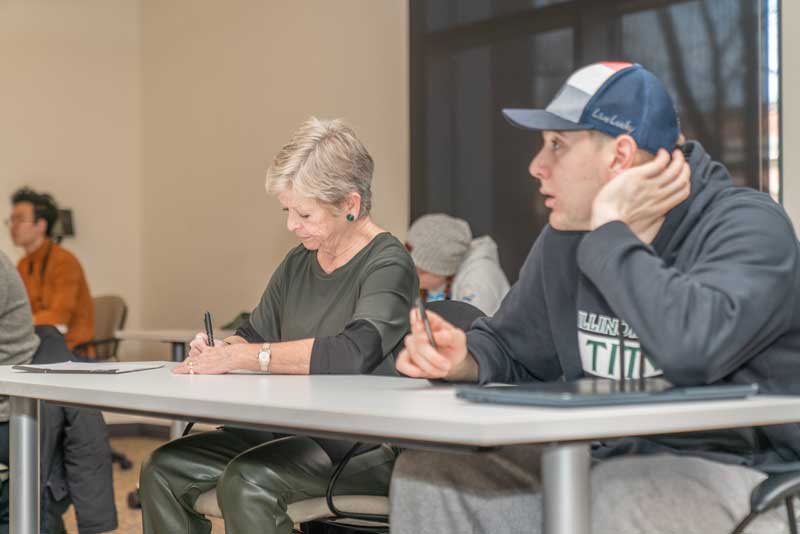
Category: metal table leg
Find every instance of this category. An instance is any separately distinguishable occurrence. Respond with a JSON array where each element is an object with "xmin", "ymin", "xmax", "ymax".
[
  {"xmin": 10, "ymin": 397, "xmax": 40, "ymax": 534},
  {"xmin": 542, "ymin": 442, "xmax": 591, "ymax": 534},
  {"xmin": 171, "ymin": 341, "xmax": 186, "ymax": 363},
  {"xmin": 170, "ymin": 342, "xmax": 188, "ymax": 439}
]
